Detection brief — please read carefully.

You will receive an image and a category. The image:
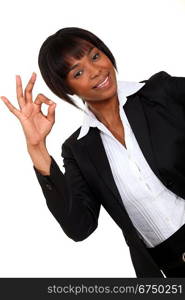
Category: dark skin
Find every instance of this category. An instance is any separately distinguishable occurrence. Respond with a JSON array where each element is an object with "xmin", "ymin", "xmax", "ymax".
[
  {"xmin": 1, "ymin": 45, "xmax": 126, "ymax": 150},
  {"xmin": 0, "ymin": 44, "xmax": 126, "ymax": 177},
  {"xmin": 66, "ymin": 45, "xmax": 127, "ymax": 148}
]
